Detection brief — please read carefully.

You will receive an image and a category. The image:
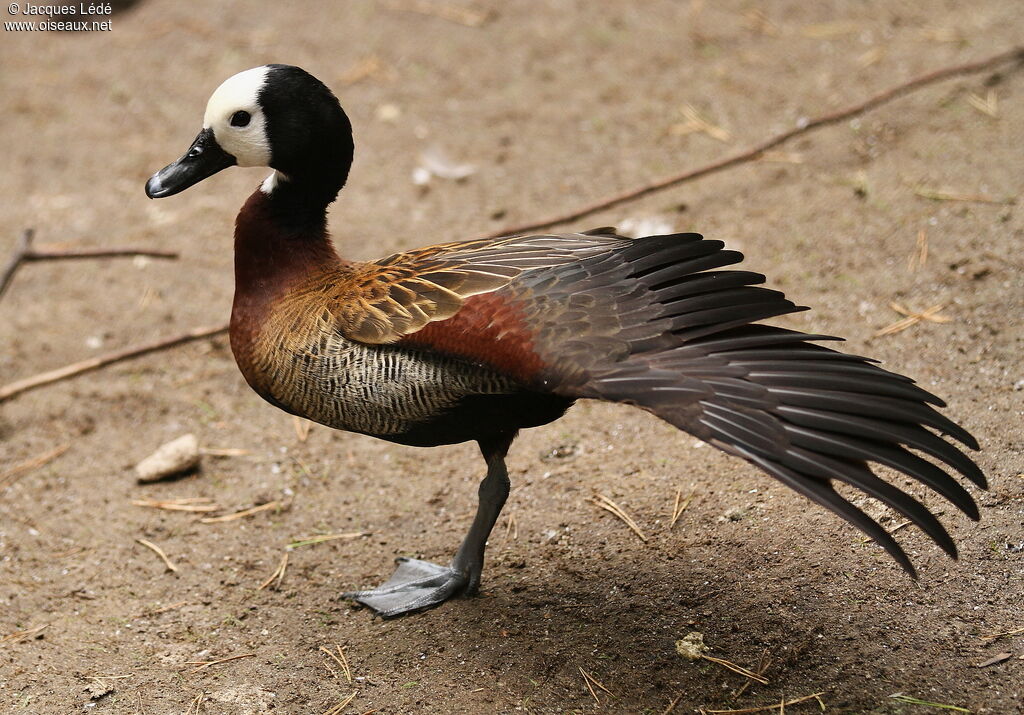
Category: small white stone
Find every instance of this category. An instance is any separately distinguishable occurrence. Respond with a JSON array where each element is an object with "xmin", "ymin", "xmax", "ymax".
[{"xmin": 135, "ymin": 434, "xmax": 201, "ymax": 483}]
